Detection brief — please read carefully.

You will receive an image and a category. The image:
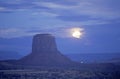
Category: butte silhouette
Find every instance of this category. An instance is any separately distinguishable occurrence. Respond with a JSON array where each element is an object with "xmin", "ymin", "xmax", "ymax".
[{"xmin": 19, "ymin": 34, "xmax": 75, "ymax": 67}]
